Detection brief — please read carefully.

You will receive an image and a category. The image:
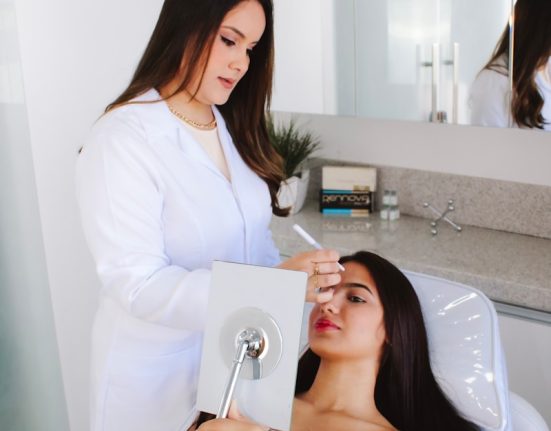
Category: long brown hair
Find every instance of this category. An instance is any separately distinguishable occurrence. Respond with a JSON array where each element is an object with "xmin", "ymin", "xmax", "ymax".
[
  {"xmin": 106, "ymin": 0, "xmax": 289, "ymax": 216},
  {"xmin": 296, "ymin": 252, "xmax": 479, "ymax": 431},
  {"xmin": 484, "ymin": 0, "xmax": 551, "ymax": 129}
]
